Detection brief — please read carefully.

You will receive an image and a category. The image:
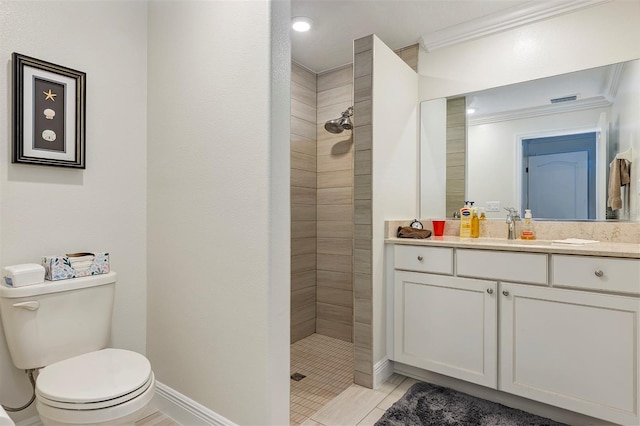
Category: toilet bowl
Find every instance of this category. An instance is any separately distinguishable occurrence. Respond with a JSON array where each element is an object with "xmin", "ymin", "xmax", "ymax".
[
  {"xmin": 0, "ymin": 272, "xmax": 155, "ymax": 425},
  {"xmin": 35, "ymin": 349, "xmax": 155, "ymax": 425}
]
